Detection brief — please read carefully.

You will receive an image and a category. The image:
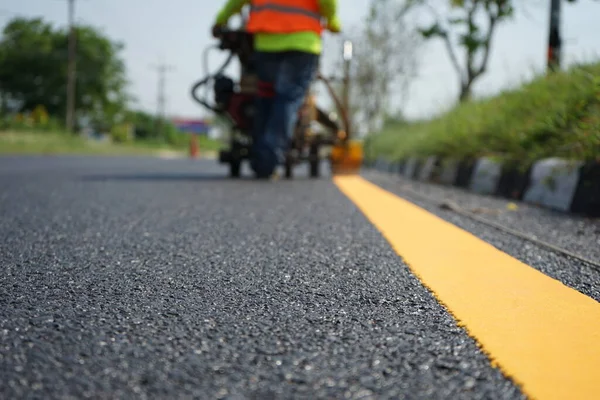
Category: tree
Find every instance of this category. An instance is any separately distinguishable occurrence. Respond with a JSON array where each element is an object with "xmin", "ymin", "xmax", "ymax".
[
  {"xmin": 415, "ymin": 0, "xmax": 514, "ymax": 102},
  {"xmin": 322, "ymin": 0, "xmax": 422, "ymax": 136},
  {"xmin": 0, "ymin": 17, "xmax": 130, "ymax": 130}
]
